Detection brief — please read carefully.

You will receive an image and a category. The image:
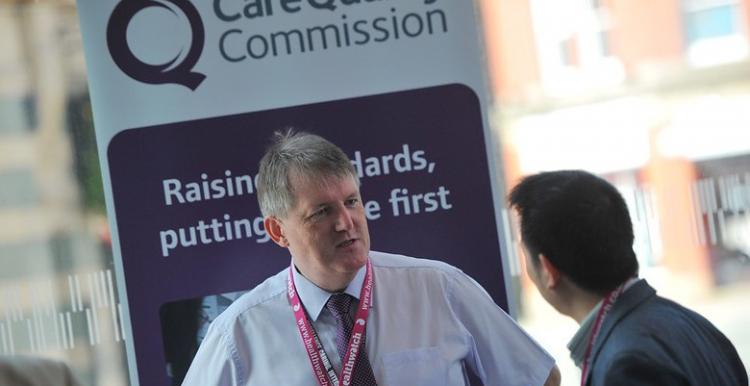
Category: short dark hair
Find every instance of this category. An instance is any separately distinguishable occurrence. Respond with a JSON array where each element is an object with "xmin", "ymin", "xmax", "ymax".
[
  {"xmin": 256, "ymin": 129, "xmax": 359, "ymax": 218},
  {"xmin": 508, "ymin": 170, "xmax": 638, "ymax": 295}
]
